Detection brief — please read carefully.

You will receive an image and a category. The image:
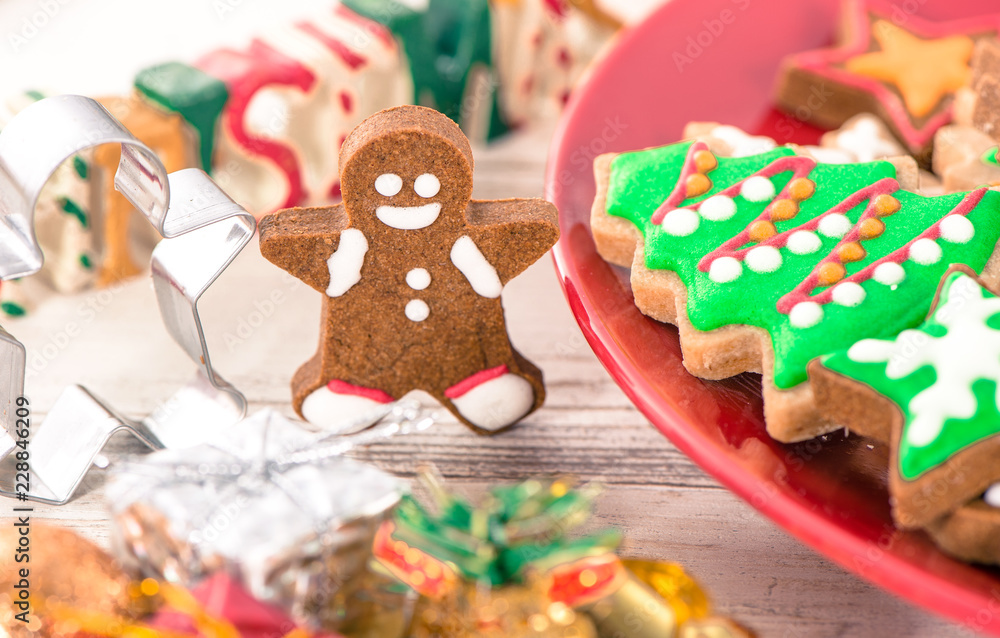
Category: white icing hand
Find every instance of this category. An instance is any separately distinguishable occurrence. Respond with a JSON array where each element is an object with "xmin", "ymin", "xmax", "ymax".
[
  {"xmin": 326, "ymin": 228, "xmax": 368, "ymax": 297},
  {"xmin": 450, "ymin": 235, "xmax": 502, "ymax": 299}
]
